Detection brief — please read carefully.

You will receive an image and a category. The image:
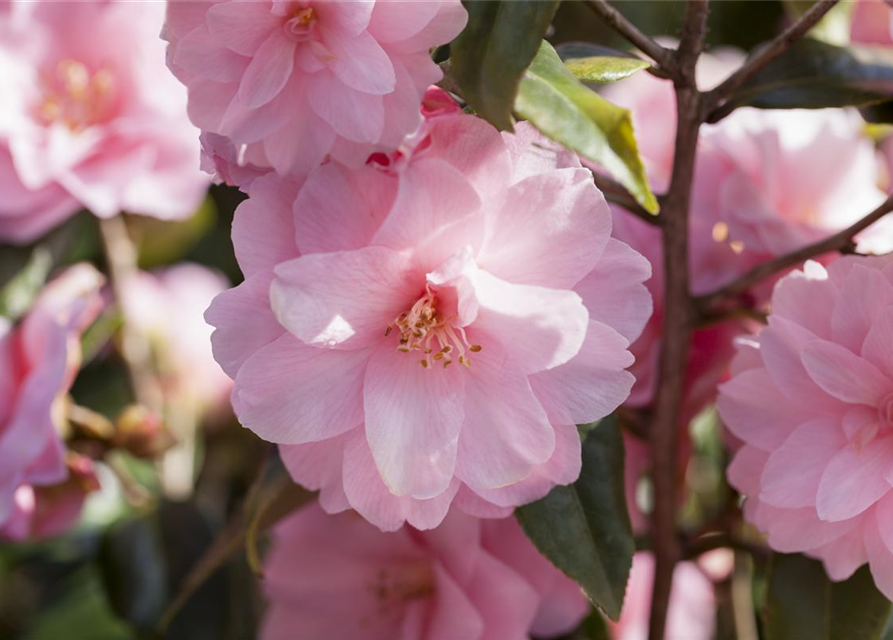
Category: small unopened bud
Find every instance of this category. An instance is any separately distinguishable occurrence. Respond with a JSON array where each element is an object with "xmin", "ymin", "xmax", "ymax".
[{"xmin": 113, "ymin": 404, "xmax": 173, "ymax": 458}]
